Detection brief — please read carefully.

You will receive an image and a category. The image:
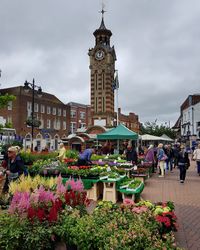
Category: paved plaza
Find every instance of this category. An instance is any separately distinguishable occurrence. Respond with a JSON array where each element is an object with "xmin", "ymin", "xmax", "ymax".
[{"xmin": 142, "ymin": 159, "xmax": 200, "ymax": 250}]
